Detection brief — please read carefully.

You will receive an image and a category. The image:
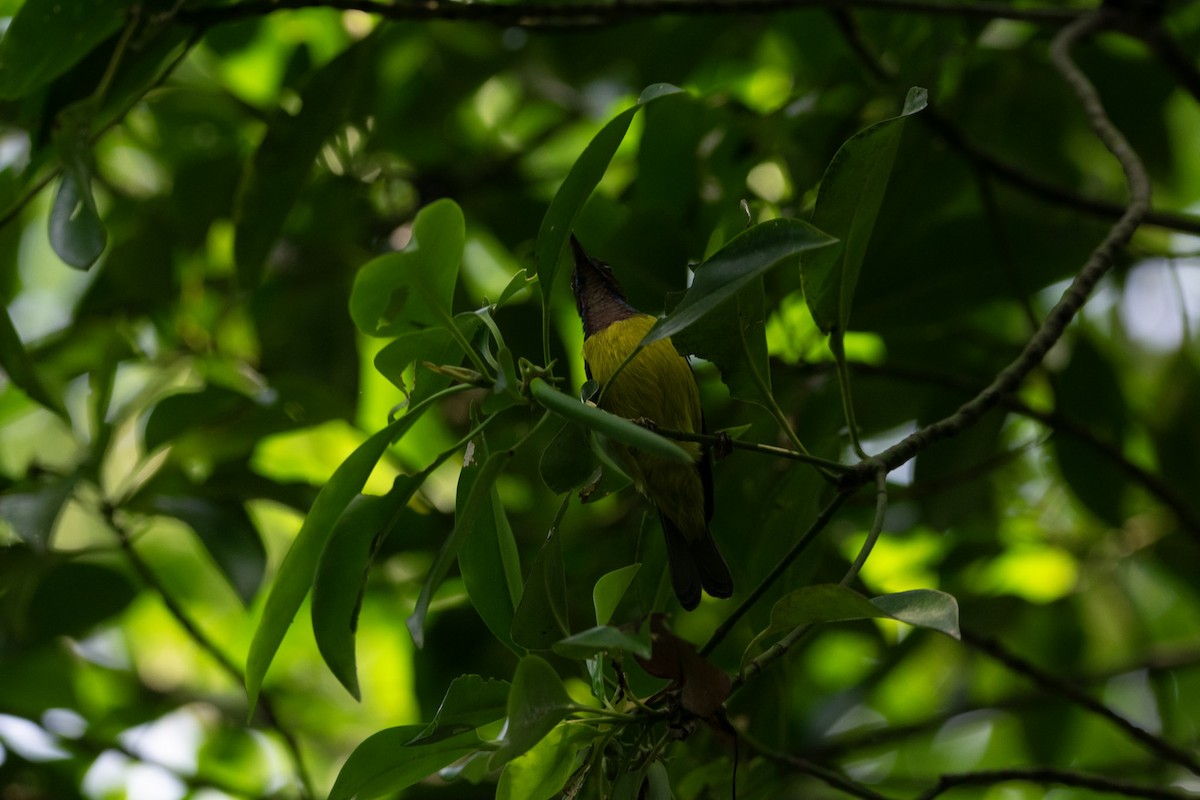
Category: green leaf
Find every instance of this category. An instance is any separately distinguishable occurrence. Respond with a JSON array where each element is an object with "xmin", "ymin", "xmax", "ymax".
[
  {"xmin": 245, "ymin": 402, "xmax": 435, "ymax": 707},
  {"xmin": 459, "ymin": 447, "xmax": 524, "ymax": 654},
  {"xmin": 1054, "ymin": 335, "xmax": 1128, "ymax": 527},
  {"xmin": 0, "ymin": 0, "xmax": 126, "ymax": 99},
  {"xmin": 511, "ymin": 527, "xmax": 570, "ymax": 651},
  {"xmin": 412, "ymin": 674, "xmax": 511, "ymax": 744},
  {"xmin": 234, "ymin": 39, "xmax": 377, "ymax": 287},
  {"xmin": 490, "ymin": 655, "xmax": 575, "ymax": 769},
  {"xmin": 0, "ymin": 304, "xmax": 67, "ymax": 419},
  {"xmin": 593, "ymin": 564, "xmax": 640, "ymax": 626},
  {"xmin": 328, "ymin": 724, "xmax": 481, "ymax": 800},
  {"xmin": 742, "ymin": 584, "xmax": 959, "ymax": 666},
  {"xmin": 0, "ymin": 474, "xmax": 75, "ymax": 550},
  {"xmin": 311, "ymin": 482, "xmax": 417, "ymax": 699},
  {"xmin": 535, "ymin": 83, "xmax": 684, "ymax": 301},
  {"xmin": 644, "ymin": 761, "xmax": 672, "ymax": 800},
  {"xmin": 644, "ymin": 218, "xmax": 837, "ymax": 345},
  {"xmin": 350, "ymin": 198, "xmax": 466, "ymax": 338},
  {"xmin": 497, "ymin": 725, "xmax": 590, "ymax": 800},
  {"xmin": 28, "ymin": 561, "xmax": 137, "ymax": 642},
  {"xmin": 552, "ymin": 625, "xmax": 652, "ymax": 660},
  {"xmin": 528, "ymin": 378, "xmax": 692, "ymax": 464},
  {"xmin": 374, "ymin": 313, "xmax": 484, "ymax": 404},
  {"xmin": 143, "ymin": 495, "xmax": 266, "ymax": 606},
  {"xmin": 407, "ymin": 447, "xmax": 510, "ymax": 648},
  {"xmin": 49, "ymin": 153, "xmax": 107, "ymax": 270},
  {"xmin": 539, "ymin": 420, "xmax": 598, "ymax": 495},
  {"xmin": 801, "ymin": 86, "xmax": 927, "ymax": 336}
]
